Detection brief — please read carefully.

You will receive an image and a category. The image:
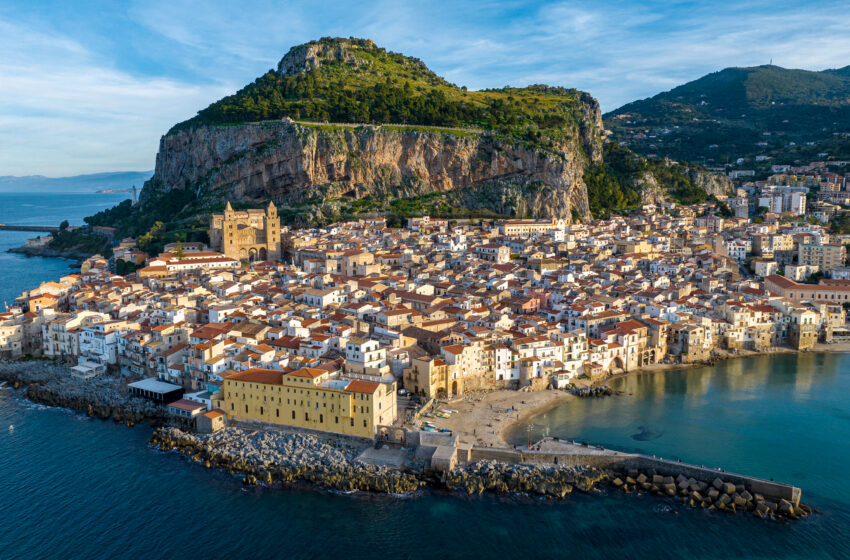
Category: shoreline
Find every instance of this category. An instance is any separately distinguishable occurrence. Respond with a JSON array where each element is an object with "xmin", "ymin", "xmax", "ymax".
[
  {"xmin": 592, "ymin": 342, "xmax": 850, "ymax": 387},
  {"xmin": 0, "ymin": 358, "xmax": 813, "ymax": 519},
  {"xmin": 425, "ymin": 345, "xmax": 850, "ymax": 460},
  {"xmin": 7, "ymin": 245, "xmax": 88, "ymax": 263}
]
